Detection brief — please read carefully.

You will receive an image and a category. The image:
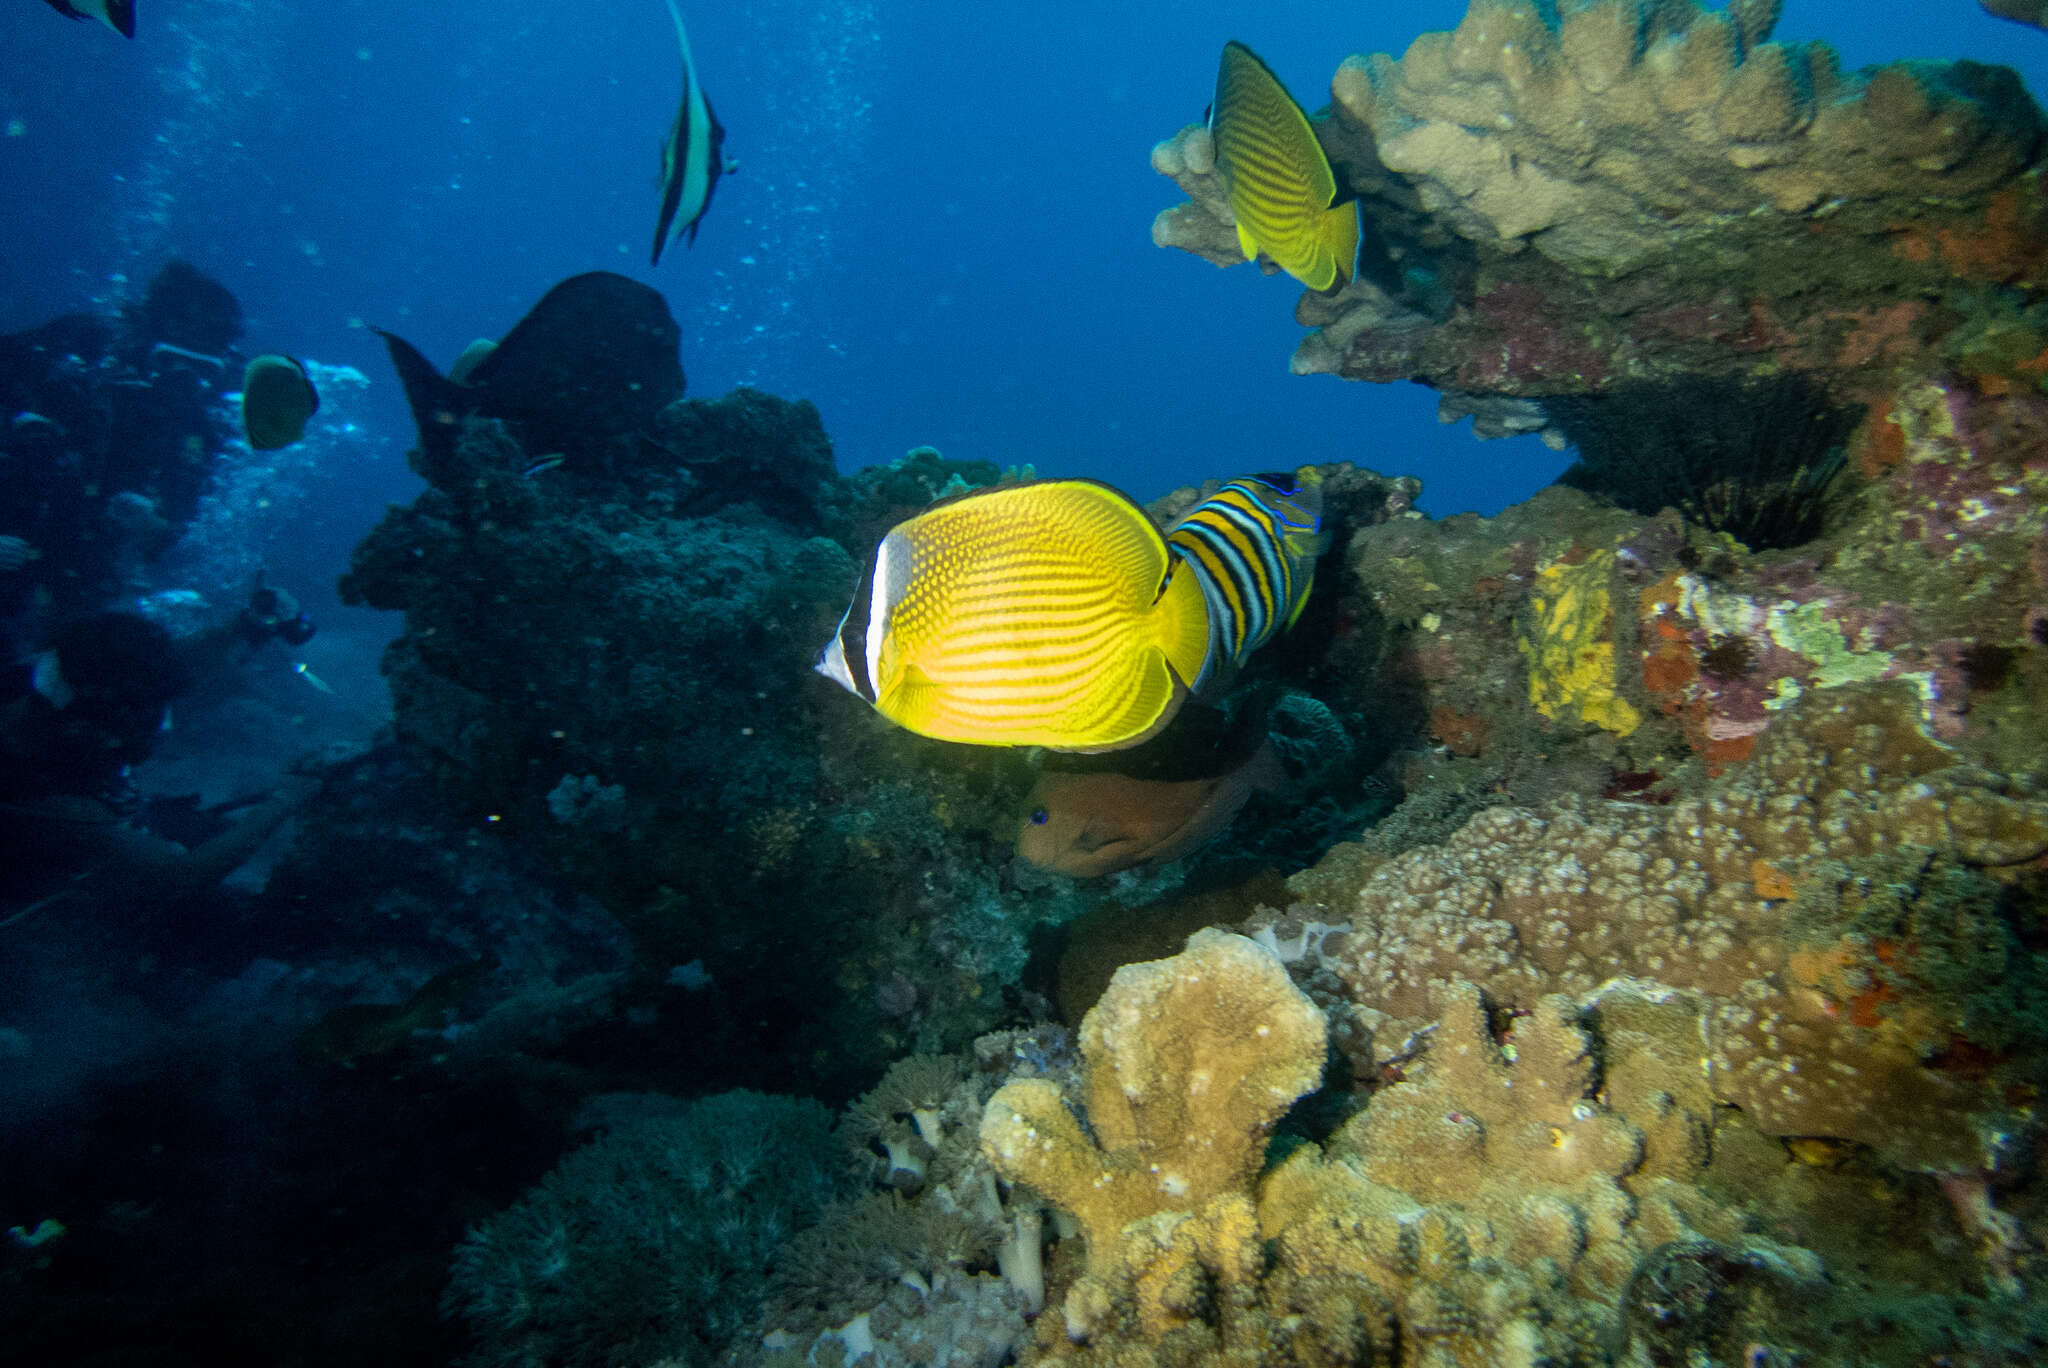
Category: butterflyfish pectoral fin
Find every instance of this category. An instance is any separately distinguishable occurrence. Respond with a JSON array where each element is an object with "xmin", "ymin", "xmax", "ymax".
[
  {"xmin": 1234, "ymin": 221, "xmax": 1261, "ymax": 268},
  {"xmin": 878, "ymin": 662, "xmax": 945, "ymax": 738}
]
